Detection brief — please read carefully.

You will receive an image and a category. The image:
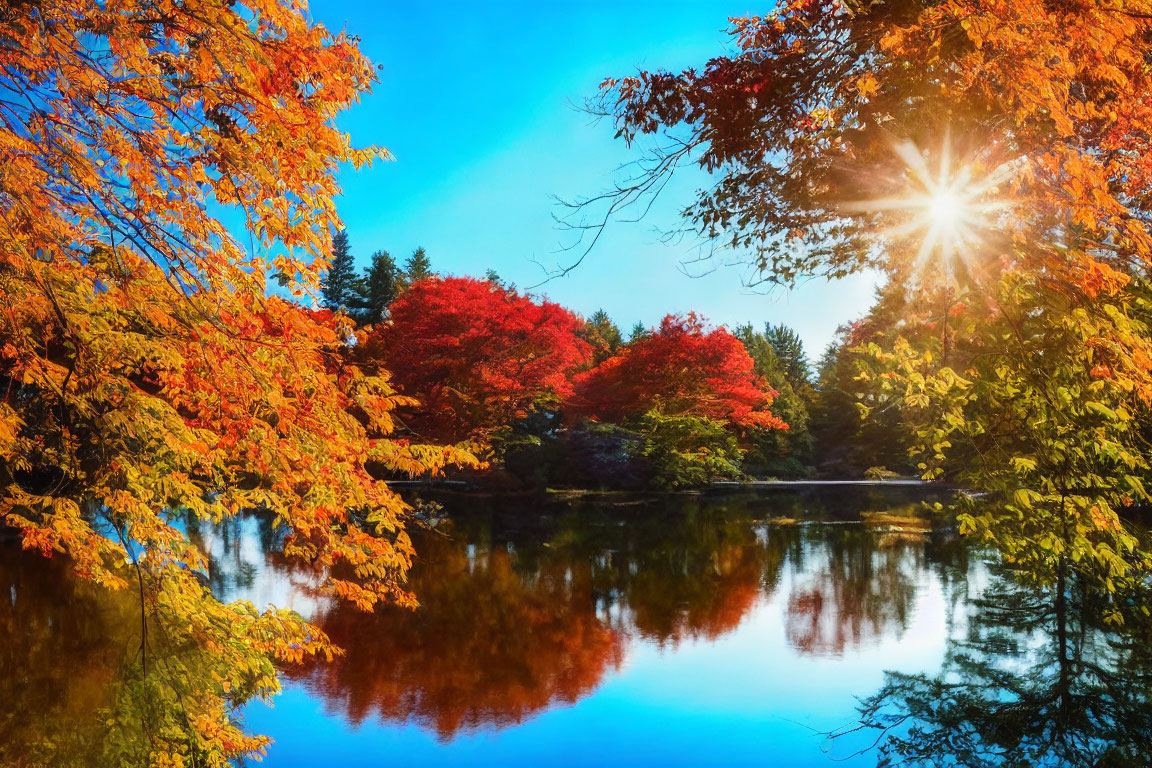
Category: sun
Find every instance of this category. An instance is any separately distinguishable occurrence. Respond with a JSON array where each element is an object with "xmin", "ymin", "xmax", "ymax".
[
  {"xmin": 842, "ymin": 133, "xmax": 1017, "ymax": 277},
  {"xmin": 929, "ymin": 190, "xmax": 962, "ymax": 228}
]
